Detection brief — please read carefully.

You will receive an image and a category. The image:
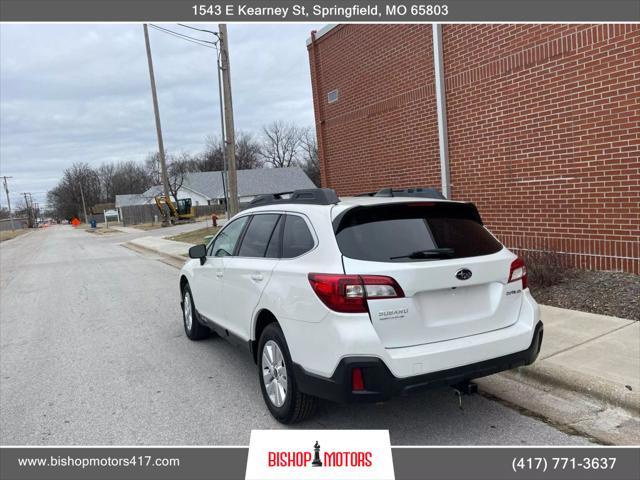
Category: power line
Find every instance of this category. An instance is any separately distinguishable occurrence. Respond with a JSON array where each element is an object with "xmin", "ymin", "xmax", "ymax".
[
  {"xmin": 148, "ymin": 24, "xmax": 217, "ymax": 49},
  {"xmin": 176, "ymin": 23, "xmax": 222, "ymax": 63},
  {"xmin": 177, "ymin": 23, "xmax": 221, "ymax": 40},
  {"xmin": 149, "ymin": 23, "xmax": 217, "ymax": 45},
  {"xmin": 148, "ymin": 24, "xmax": 218, "ymax": 50}
]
